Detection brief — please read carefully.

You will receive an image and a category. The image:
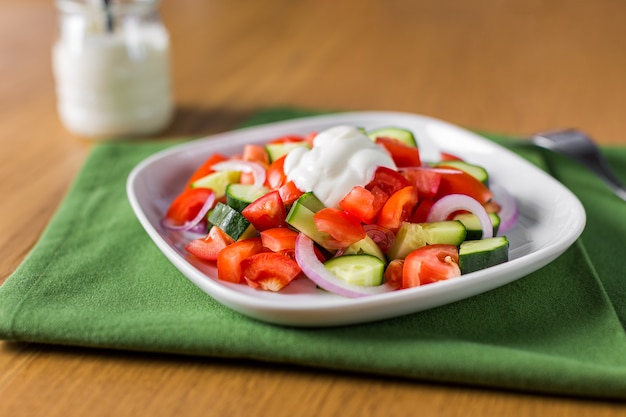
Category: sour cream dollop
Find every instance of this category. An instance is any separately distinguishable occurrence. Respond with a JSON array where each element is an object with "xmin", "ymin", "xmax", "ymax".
[{"xmin": 284, "ymin": 125, "xmax": 396, "ymax": 208}]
